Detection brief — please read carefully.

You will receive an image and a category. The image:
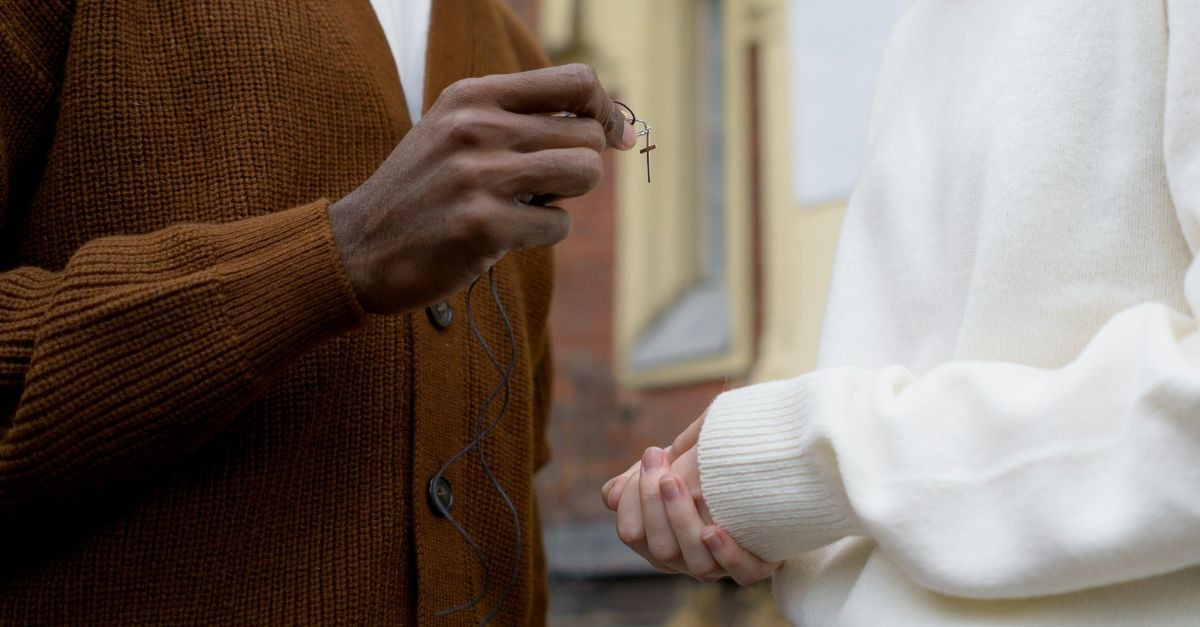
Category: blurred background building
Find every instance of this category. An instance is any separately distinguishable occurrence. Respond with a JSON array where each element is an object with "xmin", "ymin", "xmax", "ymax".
[{"xmin": 503, "ymin": 0, "xmax": 907, "ymax": 624}]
